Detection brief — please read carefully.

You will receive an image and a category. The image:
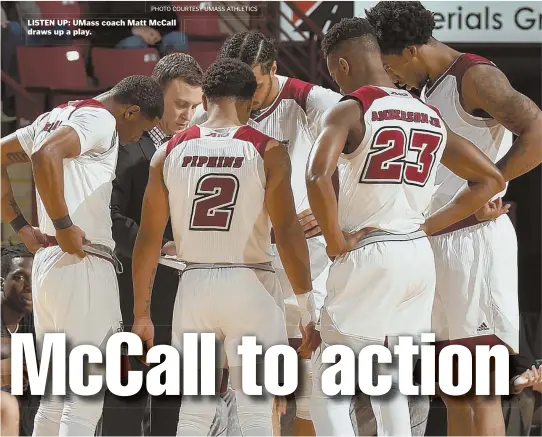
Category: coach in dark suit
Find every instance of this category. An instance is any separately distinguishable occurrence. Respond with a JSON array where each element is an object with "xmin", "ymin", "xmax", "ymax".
[{"xmin": 102, "ymin": 53, "xmax": 203, "ymax": 436}]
